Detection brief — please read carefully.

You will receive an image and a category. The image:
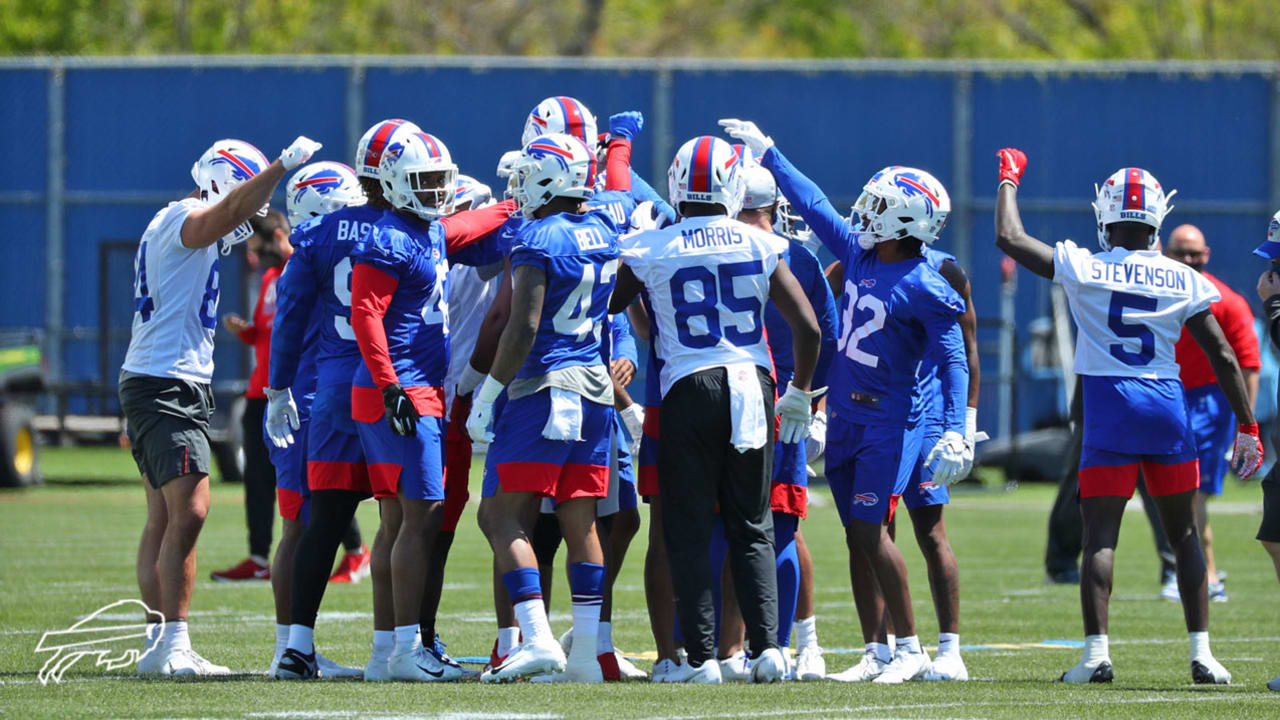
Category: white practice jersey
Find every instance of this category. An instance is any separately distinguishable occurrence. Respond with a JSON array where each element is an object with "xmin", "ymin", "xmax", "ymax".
[
  {"xmin": 620, "ymin": 215, "xmax": 786, "ymax": 397},
  {"xmin": 1054, "ymin": 240, "xmax": 1219, "ymax": 380},
  {"xmin": 444, "ymin": 261, "xmax": 501, "ymax": 408},
  {"xmin": 121, "ymin": 198, "xmax": 222, "ymax": 383}
]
